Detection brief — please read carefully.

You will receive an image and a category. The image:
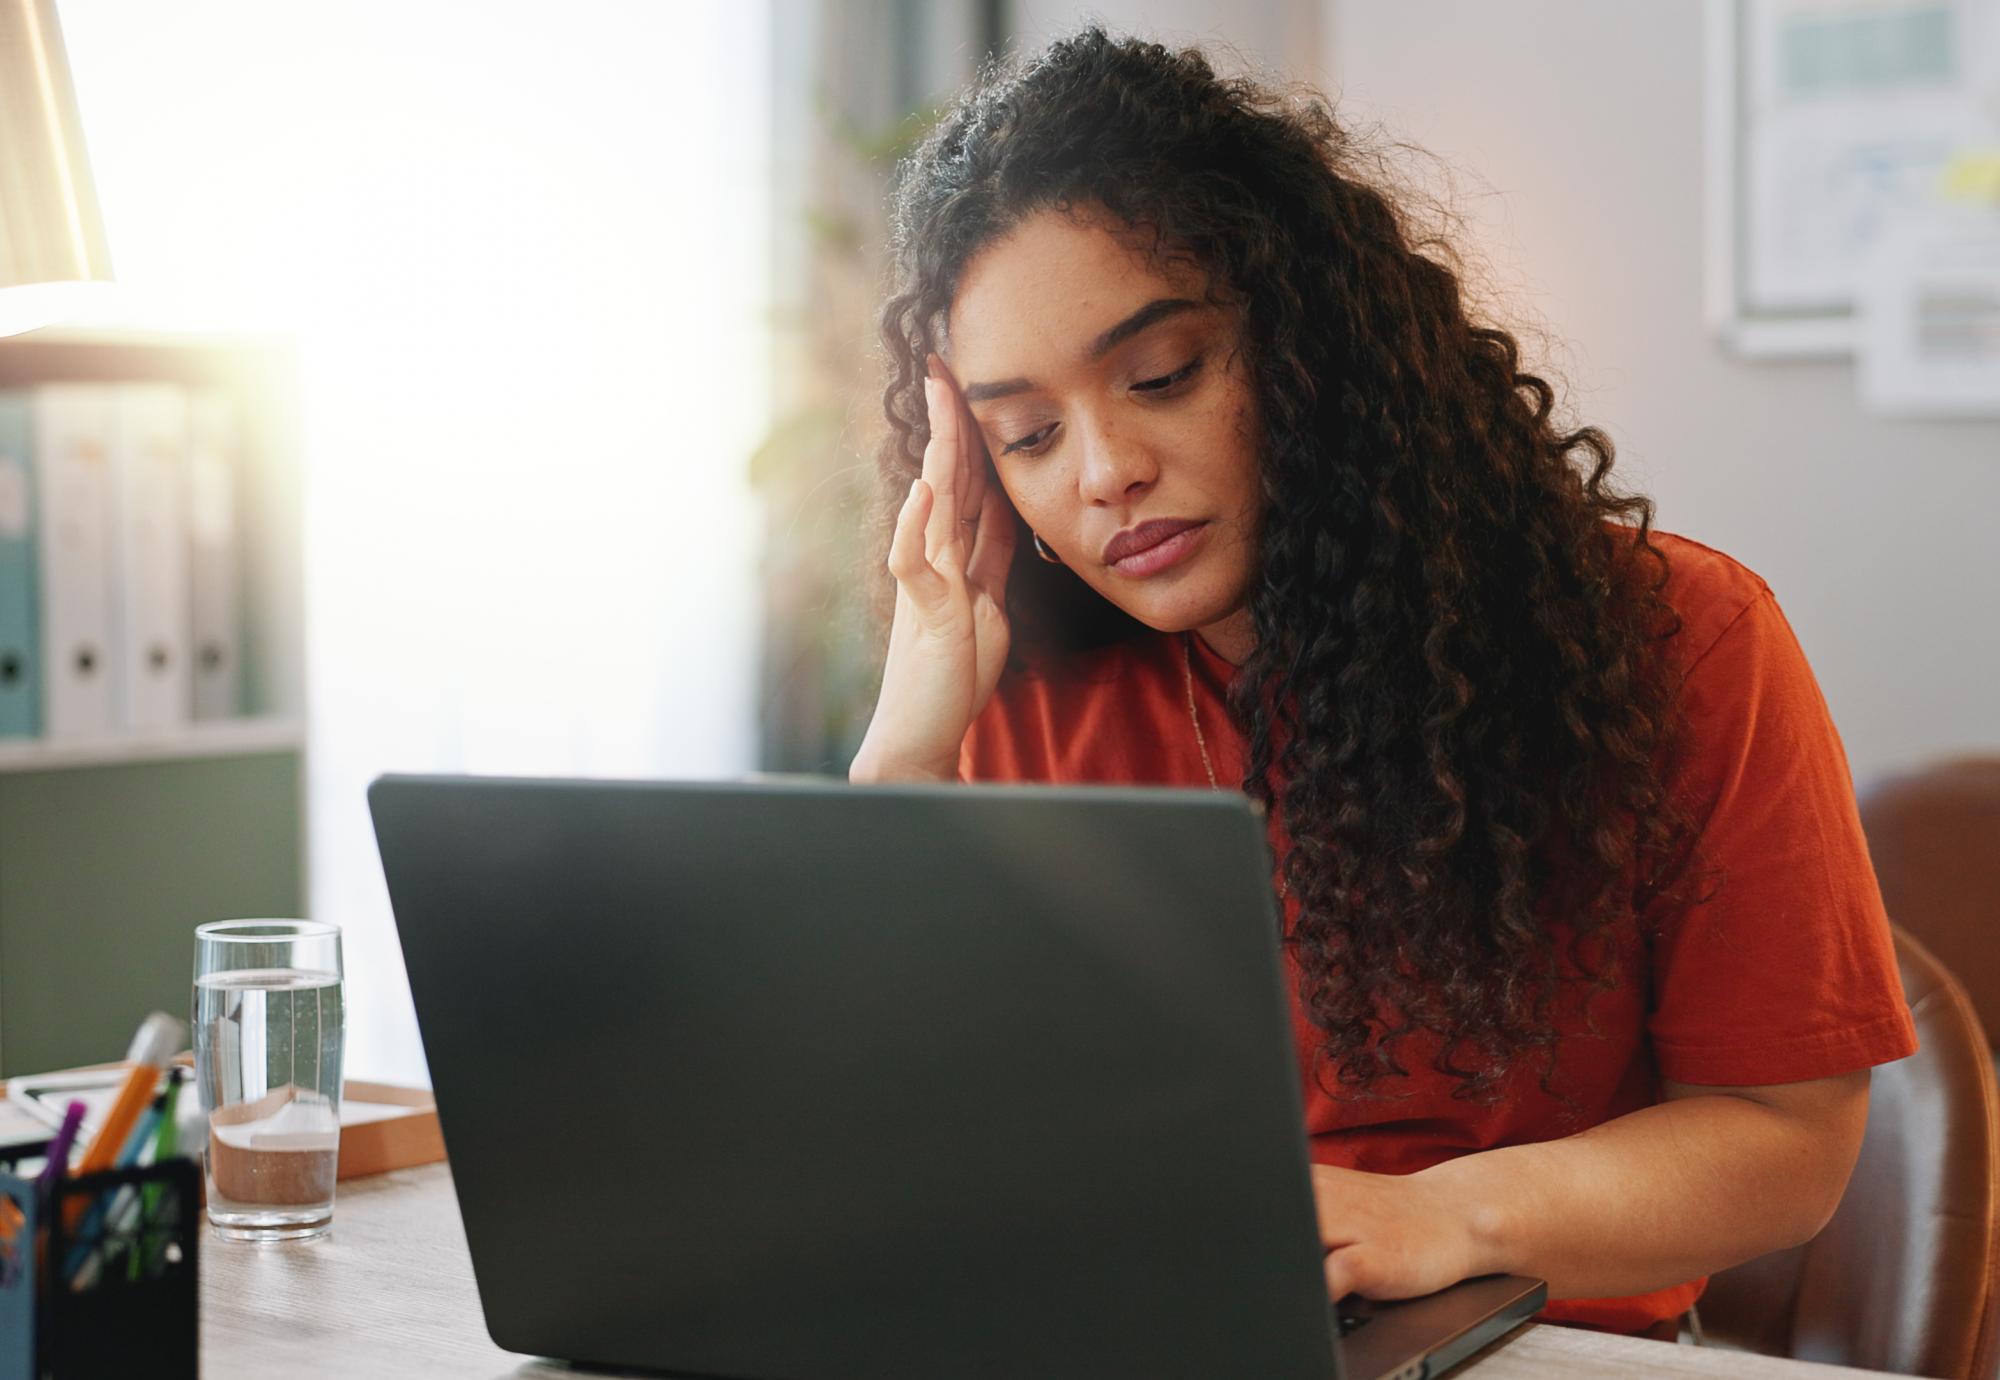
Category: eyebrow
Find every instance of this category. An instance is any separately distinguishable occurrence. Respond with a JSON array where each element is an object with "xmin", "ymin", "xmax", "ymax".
[{"xmin": 959, "ymin": 297, "xmax": 1203, "ymax": 403}]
